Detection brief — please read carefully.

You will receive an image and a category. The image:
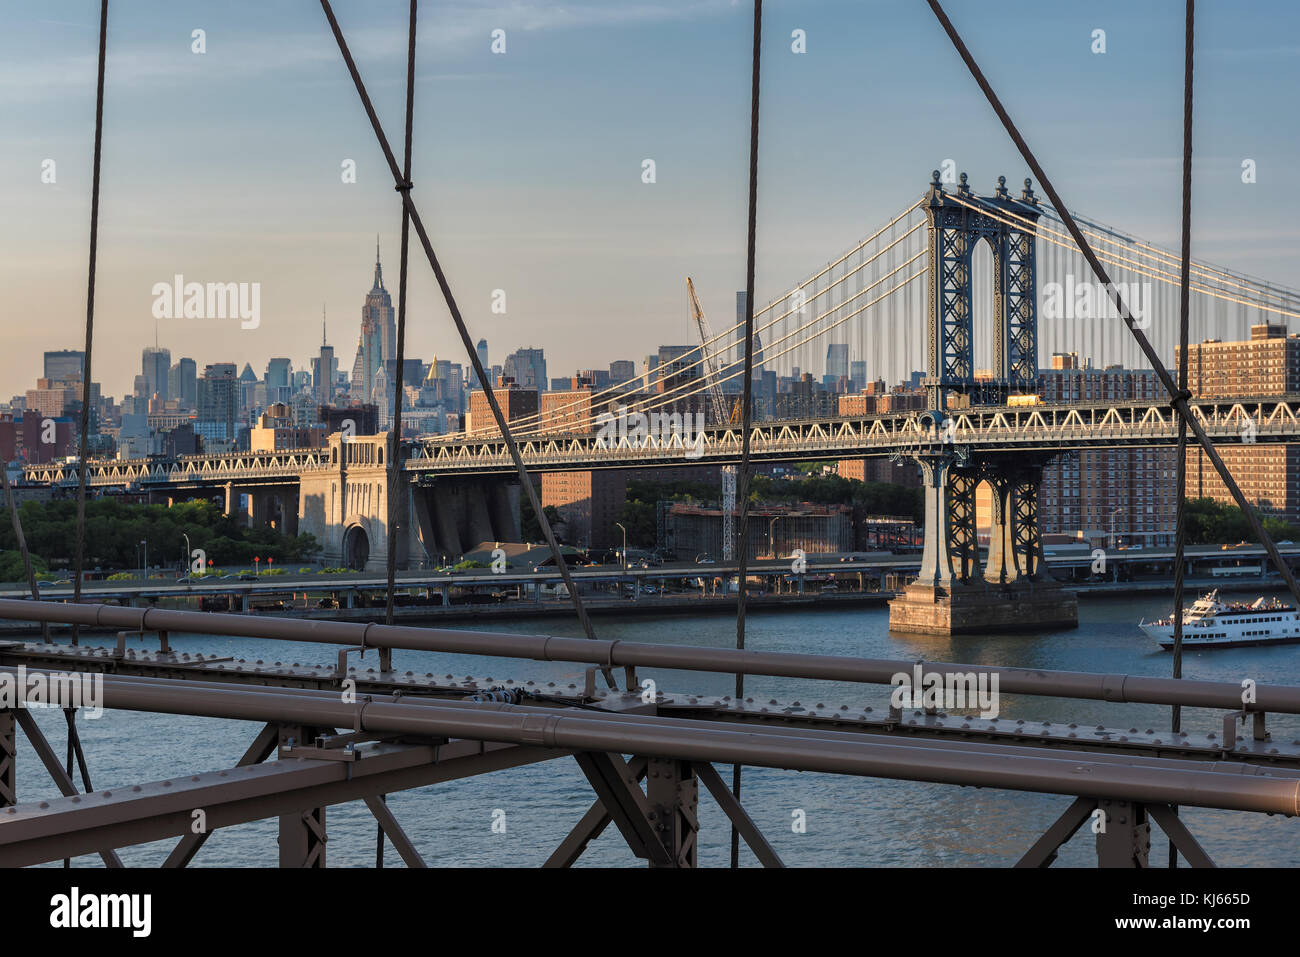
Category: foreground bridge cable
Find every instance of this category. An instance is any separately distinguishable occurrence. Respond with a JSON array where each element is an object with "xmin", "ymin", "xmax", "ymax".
[
  {"xmin": 731, "ymin": 0, "xmax": 763, "ymax": 870},
  {"xmin": 316, "ymin": 0, "xmax": 615, "ymax": 688},
  {"xmin": 70, "ymin": 0, "xmax": 109, "ymax": 647},
  {"xmin": 384, "ymin": 0, "xmax": 418, "ymax": 642},
  {"xmin": 1169, "ymin": 0, "xmax": 1195, "ymax": 869},
  {"xmin": 925, "ymin": 0, "xmax": 1300, "ymax": 617}
]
